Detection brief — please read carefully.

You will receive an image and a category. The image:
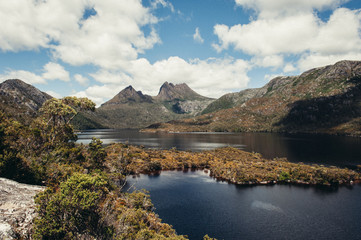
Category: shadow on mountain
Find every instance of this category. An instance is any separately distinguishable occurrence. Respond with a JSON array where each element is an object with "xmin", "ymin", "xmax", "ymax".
[{"xmin": 276, "ymin": 76, "xmax": 361, "ymax": 133}]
